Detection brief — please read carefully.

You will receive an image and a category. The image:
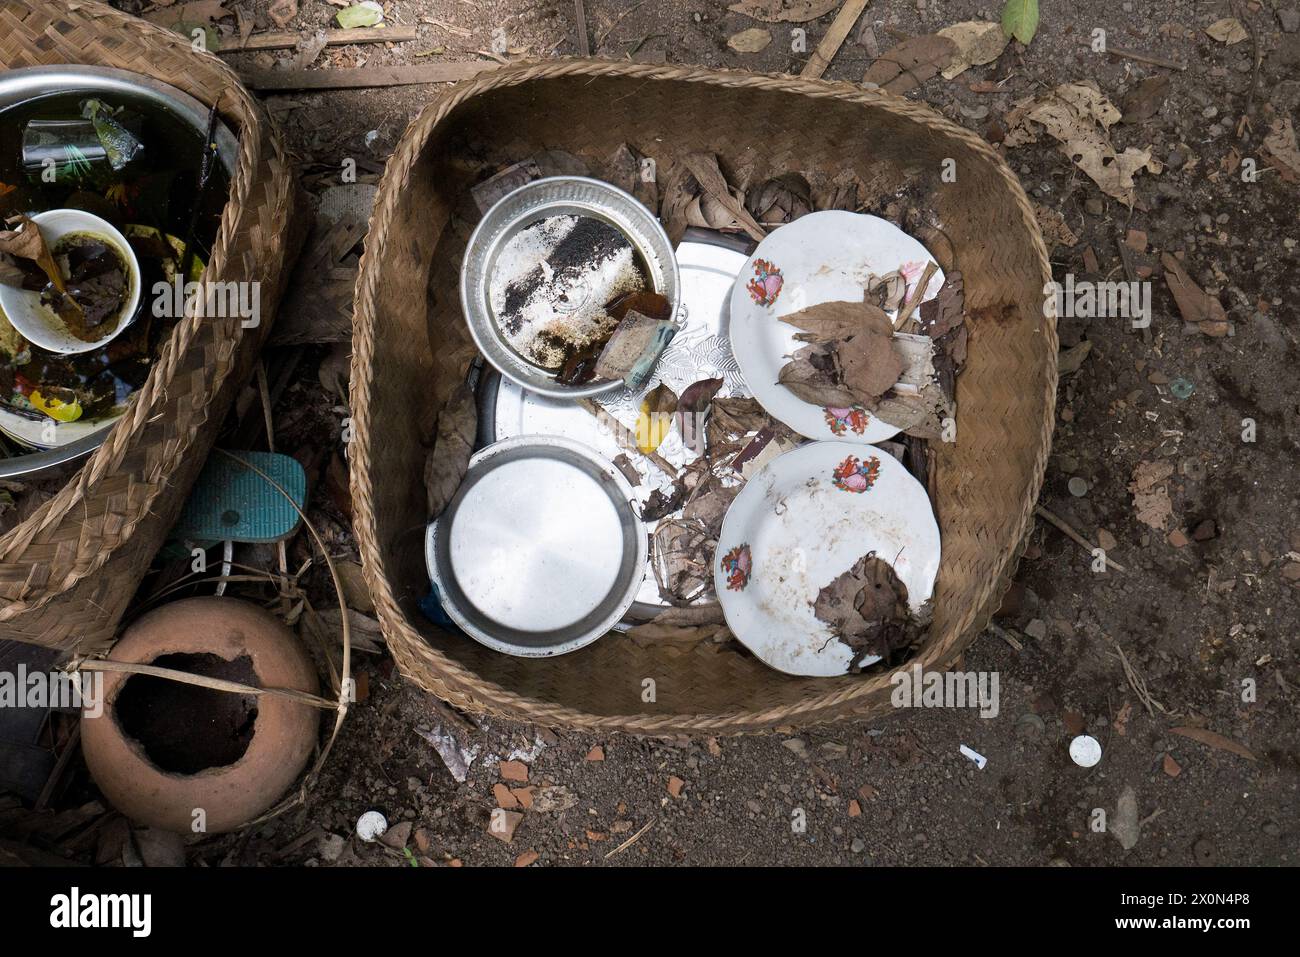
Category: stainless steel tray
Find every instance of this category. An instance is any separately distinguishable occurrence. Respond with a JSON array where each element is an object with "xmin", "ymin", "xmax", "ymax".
[{"xmin": 478, "ymin": 229, "xmax": 755, "ymax": 620}]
